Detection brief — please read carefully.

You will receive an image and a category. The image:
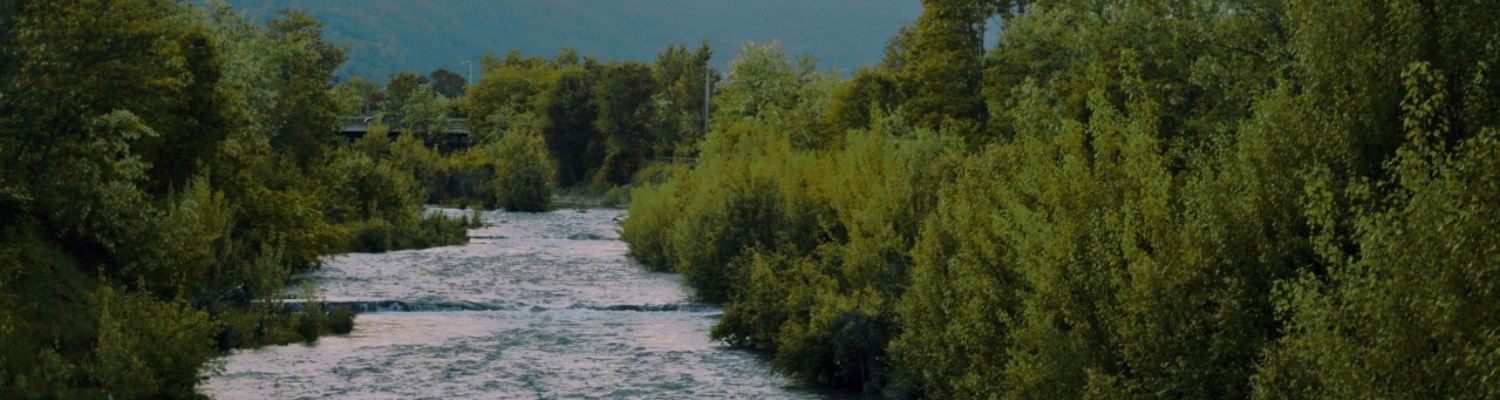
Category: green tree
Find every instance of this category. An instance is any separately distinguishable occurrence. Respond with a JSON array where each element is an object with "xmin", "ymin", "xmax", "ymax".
[
  {"xmin": 463, "ymin": 57, "xmax": 552, "ymax": 135},
  {"xmin": 264, "ymin": 8, "xmax": 347, "ymax": 167},
  {"xmin": 905, "ymin": 0, "xmax": 990, "ymax": 138},
  {"xmin": 400, "ymin": 84, "xmax": 452, "ymax": 141},
  {"xmin": 331, "ymin": 75, "xmax": 383, "ymax": 115},
  {"xmin": 1251, "ymin": 1, "xmax": 1500, "ymax": 394},
  {"xmin": 0, "ymin": 1, "xmax": 323, "ymax": 396},
  {"xmin": 539, "ymin": 65, "xmax": 603, "ymax": 186},
  {"xmin": 653, "ymin": 41, "xmax": 716, "ymax": 155},
  {"xmin": 382, "ymin": 71, "xmax": 430, "ymax": 122},
  {"xmin": 826, "ymin": 67, "xmax": 907, "ymax": 134},
  {"xmin": 494, "ymin": 126, "xmax": 557, "ymax": 212},
  {"xmin": 593, "ymin": 61, "xmax": 659, "ymax": 184},
  {"xmin": 878, "ymin": 24, "xmax": 916, "ymax": 73},
  {"xmin": 429, "ymin": 67, "xmax": 466, "ymax": 98},
  {"xmin": 713, "ymin": 41, "xmax": 839, "ymax": 151},
  {"xmin": 553, "ymin": 47, "xmax": 582, "ymax": 67},
  {"xmin": 85, "ymin": 286, "xmax": 217, "ymax": 399}
]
